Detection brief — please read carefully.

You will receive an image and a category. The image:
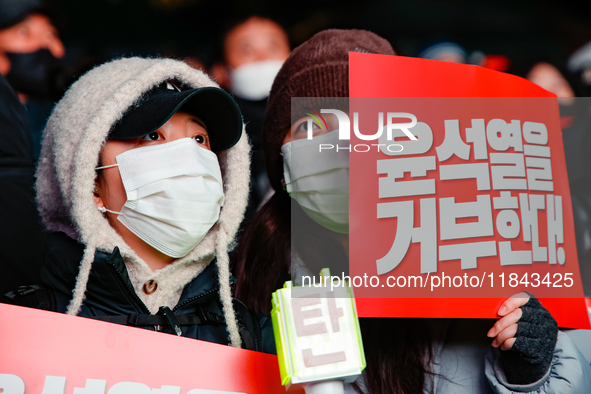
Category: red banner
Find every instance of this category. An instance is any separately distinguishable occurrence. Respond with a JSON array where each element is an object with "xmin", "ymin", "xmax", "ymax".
[
  {"xmin": 349, "ymin": 53, "xmax": 590, "ymax": 329},
  {"xmin": 0, "ymin": 303, "xmax": 294, "ymax": 394}
]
